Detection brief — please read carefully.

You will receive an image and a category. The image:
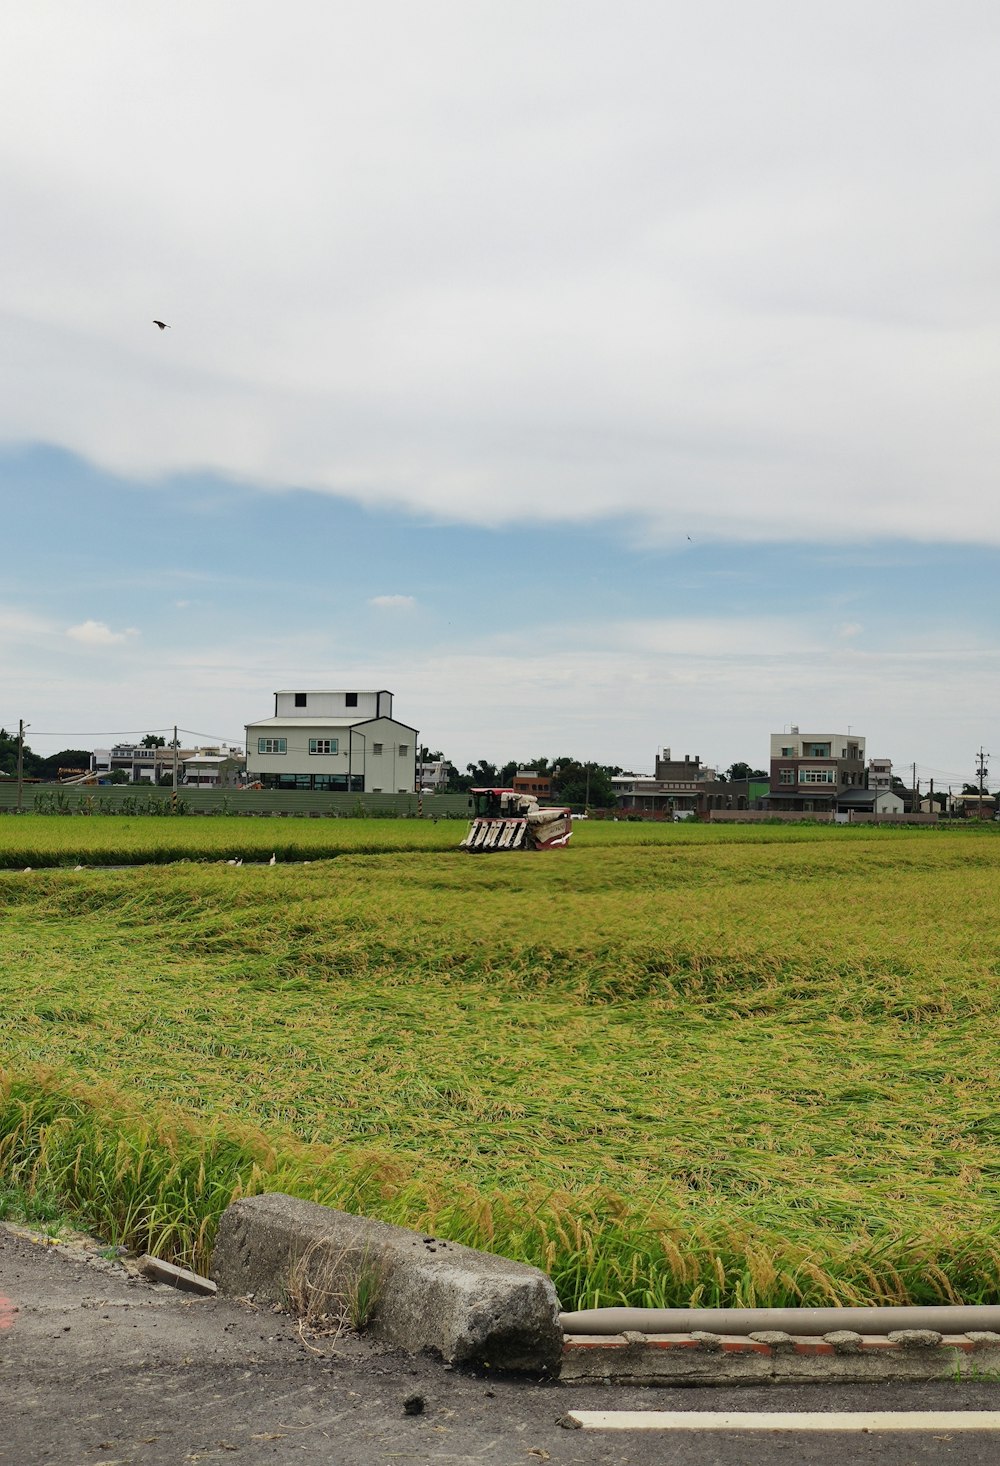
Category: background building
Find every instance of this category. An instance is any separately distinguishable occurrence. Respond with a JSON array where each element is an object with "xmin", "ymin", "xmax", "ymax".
[
  {"xmin": 245, "ymin": 689, "xmax": 417, "ymax": 793},
  {"xmin": 868, "ymin": 756, "xmax": 892, "ymax": 793},
  {"xmin": 835, "ymin": 787, "xmax": 905, "ymax": 818},
  {"xmin": 768, "ymin": 728, "xmax": 866, "ymax": 813},
  {"xmin": 416, "ymin": 758, "xmax": 451, "ymax": 792},
  {"xmin": 511, "ymin": 770, "xmax": 552, "ymax": 799},
  {"xmin": 90, "ymin": 743, "xmax": 244, "ymax": 786},
  {"xmin": 613, "ymin": 748, "xmax": 765, "ymax": 818},
  {"xmin": 181, "ymin": 748, "xmax": 245, "ymax": 788}
]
